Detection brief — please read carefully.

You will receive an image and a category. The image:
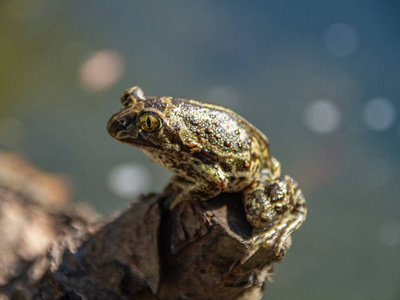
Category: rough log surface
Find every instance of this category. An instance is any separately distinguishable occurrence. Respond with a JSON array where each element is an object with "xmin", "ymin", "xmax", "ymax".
[{"xmin": 0, "ymin": 153, "xmax": 291, "ymax": 300}]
